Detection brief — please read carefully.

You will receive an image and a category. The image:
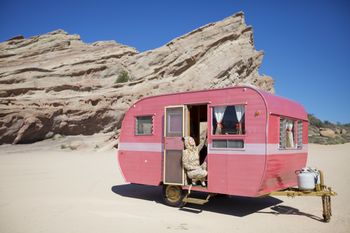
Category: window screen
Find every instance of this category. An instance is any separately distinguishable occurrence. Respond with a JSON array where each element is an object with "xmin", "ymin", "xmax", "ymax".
[
  {"xmin": 297, "ymin": 121, "xmax": 303, "ymax": 148},
  {"xmin": 279, "ymin": 118, "xmax": 287, "ymax": 148},
  {"xmin": 166, "ymin": 107, "xmax": 183, "ymax": 137}
]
